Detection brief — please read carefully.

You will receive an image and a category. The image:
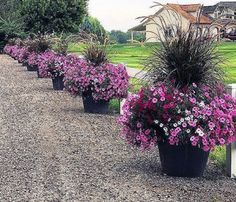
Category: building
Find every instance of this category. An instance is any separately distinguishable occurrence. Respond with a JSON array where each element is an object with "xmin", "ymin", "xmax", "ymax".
[
  {"xmin": 203, "ymin": 1, "xmax": 236, "ymax": 20},
  {"xmin": 130, "ymin": 2, "xmax": 236, "ymax": 42},
  {"xmin": 129, "ymin": 3, "xmax": 212, "ymax": 42}
]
